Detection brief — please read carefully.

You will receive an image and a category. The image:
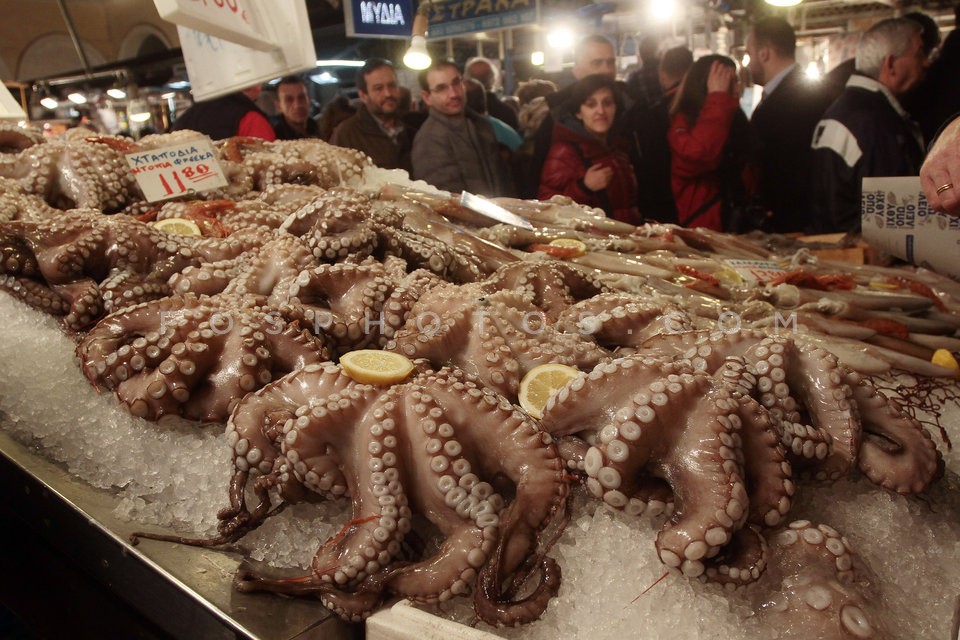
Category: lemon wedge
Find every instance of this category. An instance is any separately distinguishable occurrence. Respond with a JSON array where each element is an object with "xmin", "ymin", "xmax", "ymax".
[
  {"xmin": 153, "ymin": 217, "xmax": 202, "ymax": 236},
  {"xmin": 931, "ymin": 348, "xmax": 959, "ymax": 371},
  {"xmin": 518, "ymin": 363, "xmax": 582, "ymax": 419},
  {"xmin": 340, "ymin": 350, "xmax": 415, "ymax": 385},
  {"xmin": 548, "ymin": 238, "xmax": 588, "ymax": 258}
]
